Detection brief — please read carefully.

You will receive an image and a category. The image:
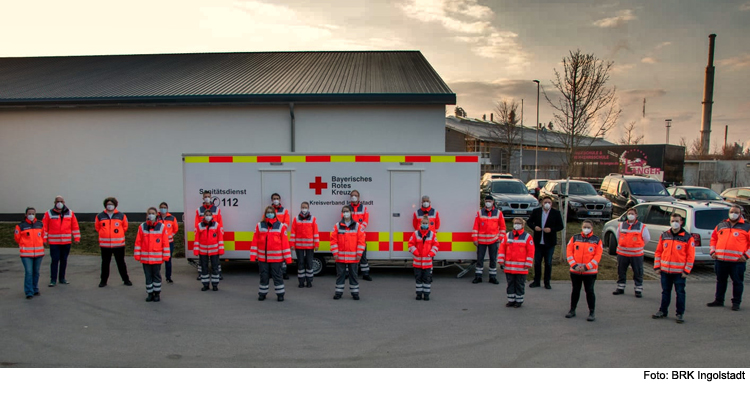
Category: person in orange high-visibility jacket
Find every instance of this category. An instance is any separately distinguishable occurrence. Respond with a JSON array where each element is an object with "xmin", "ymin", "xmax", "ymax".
[
  {"xmin": 157, "ymin": 201, "xmax": 179, "ymax": 283},
  {"xmin": 134, "ymin": 207, "xmax": 171, "ymax": 303},
  {"xmin": 472, "ymin": 195, "xmax": 506, "ymax": 284},
  {"xmin": 565, "ymin": 220, "xmax": 603, "ymax": 322},
  {"xmin": 347, "ymin": 190, "xmax": 372, "ymax": 281},
  {"xmin": 194, "ymin": 191, "xmax": 223, "ymax": 280},
  {"xmin": 42, "ymin": 195, "xmax": 80, "ymax": 287},
  {"xmin": 331, "ymin": 205, "xmax": 366, "ymax": 300},
  {"xmin": 652, "ymin": 213, "xmax": 695, "ymax": 323},
  {"xmin": 251, "ymin": 206, "xmax": 292, "ymax": 302},
  {"xmin": 15, "ymin": 207, "xmax": 45, "ymax": 299},
  {"xmin": 614, "ymin": 207, "xmax": 651, "ymax": 297},
  {"xmin": 271, "ymin": 193, "xmax": 292, "ymax": 279},
  {"xmin": 95, "ymin": 197, "xmax": 132, "ymax": 288},
  {"xmin": 707, "ymin": 204, "xmax": 749, "ymax": 311},
  {"xmin": 194, "ymin": 209, "xmax": 224, "ymax": 292},
  {"xmin": 498, "ymin": 218, "xmax": 534, "ymax": 308},
  {"xmin": 290, "ymin": 202, "xmax": 319, "ymax": 288},
  {"xmin": 408, "ymin": 215, "xmax": 440, "ymax": 301},
  {"xmin": 412, "ymin": 195, "xmax": 441, "ymax": 232}
]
